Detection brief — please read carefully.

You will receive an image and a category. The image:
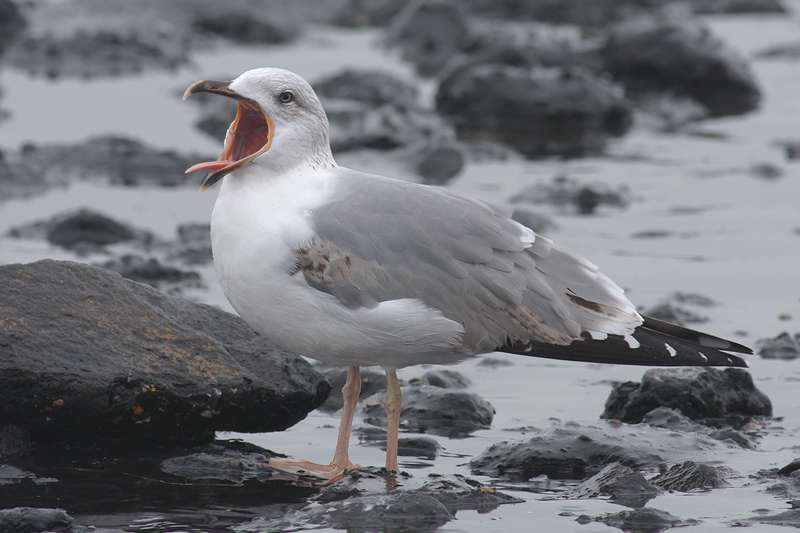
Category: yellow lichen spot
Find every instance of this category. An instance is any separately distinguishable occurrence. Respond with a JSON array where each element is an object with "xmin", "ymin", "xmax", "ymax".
[
  {"xmin": 133, "ymin": 405, "xmax": 144, "ymax": 415},
  {"xmin": 200, "ymin": 409, "xmax": 213, "ymax": 419}
]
